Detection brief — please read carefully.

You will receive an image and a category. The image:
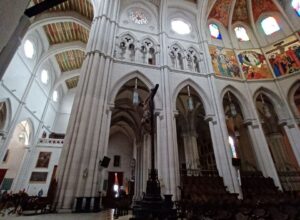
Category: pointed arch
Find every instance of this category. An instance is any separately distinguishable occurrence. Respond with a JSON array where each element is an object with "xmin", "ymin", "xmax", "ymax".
[
  {"xmin": 172, "ymin": 79, "xmax": 214, "ymax": 117},
  {"xmin": 288, "ymin": 80, "xmax": 300, "ymax": 118},
  {"xmin": 140, "ymin": 35, "xmax": 158, "ymax": 46},
  {"xmin": 221, "ymin": 85, "xmax": 252, "ymax": 120},
  {"xmin": 118, "ymin": 31, "xmax": 138, "ymax": 43},
  {"xmin": 108, "ymin": 70, "xmax": 162, "ymax": 109},
  {"xmin": 253, "ymin": 87, "xmax": 288, "ymax": 121}
]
